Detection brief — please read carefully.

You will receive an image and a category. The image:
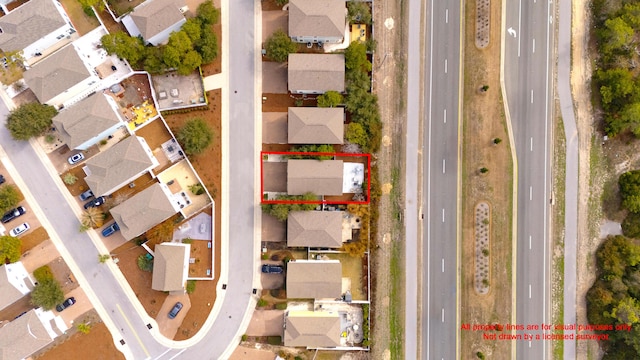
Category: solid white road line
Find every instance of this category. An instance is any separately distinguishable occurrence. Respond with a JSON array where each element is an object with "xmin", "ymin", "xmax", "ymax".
[
  {"xmin": 442, "ymin": 208, "xmax": 445, "ymax": 222},
  {"xmin": 442, "ymin": 258, "xmax": 445, "ymax": 273},
  {"xmin": 533, "ymin": 38, "xmax": 536, "ymax": 53},
  {"xmin": 531, "ymin": 89, "xmax": 534, "ymax": 103},
  {"xmin": 444, "ymin": 109, "xmax": 447, "ymax": 123},
  {"xmin": 445, "ymin": 9, "xmax": 448, "ymax": 24},
  {"xmin": 530, "ymin": 137, "xmax": 533, "ymax": 151},
  {"xmin": 518, "ymin": 0, "xmax": 522, "ymax": 57},
  {"xmin": 529, "ymin": 284, "xmax": 532, "ymax": 299},
  {"xmin": 441, "ymin": 308, "xmax": 445, "ymax": 323},
  {"xmin": 443, "ymin": 159, "xmax": 446, "ymax": 173},
  {"xmin": 529, "ymin": 235, "xmax": 532, "ymax": 250},
  {"xmin": 445, "ymin": 59, "xmax": 448, "ymax": 73},
  {"xmin": 530, "ymin": 186, "xmax": 533, "ymax": 201}
]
